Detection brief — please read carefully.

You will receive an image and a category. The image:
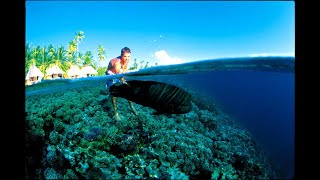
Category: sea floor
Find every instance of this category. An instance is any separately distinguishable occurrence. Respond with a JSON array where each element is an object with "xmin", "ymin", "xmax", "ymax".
[{"xmin": 25, "ymin": 78, "xmax": 276, "ymax": 179}]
